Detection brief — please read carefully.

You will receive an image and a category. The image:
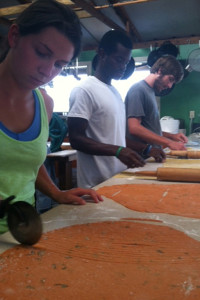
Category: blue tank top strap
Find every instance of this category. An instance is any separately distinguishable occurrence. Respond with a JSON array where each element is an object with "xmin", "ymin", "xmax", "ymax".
[{"xmin": 0, "ymin": 90, "xmax": 41, "ymax": 141}]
